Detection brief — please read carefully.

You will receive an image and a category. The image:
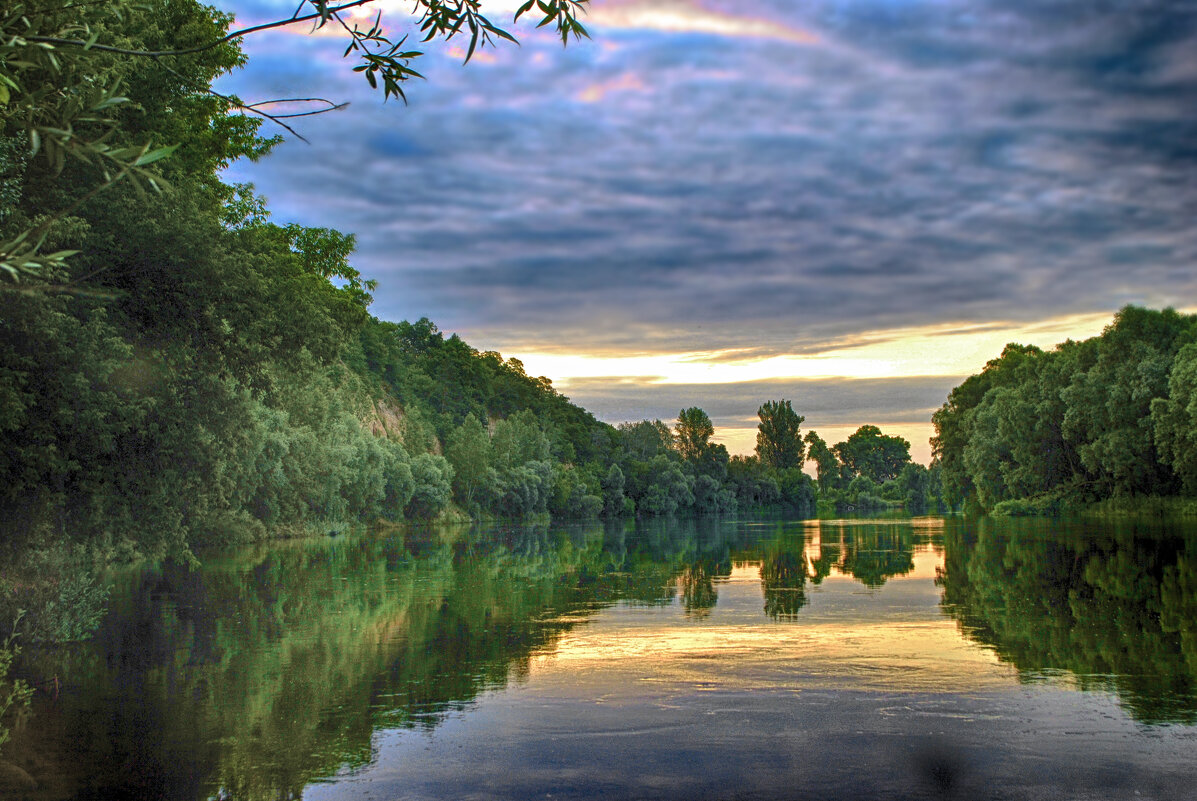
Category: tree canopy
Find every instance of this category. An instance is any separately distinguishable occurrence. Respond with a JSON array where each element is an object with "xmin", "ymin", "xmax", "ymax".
[
  {"xmin": 675, "ymin": 407, "xmax": 715, "ymax": 464},
  {"xmin": 1, "ymin": 0, "xmax": 590, "ymax": 282},
  {"xmin": 932, "ymin": 306, "xmax": 1197, "ymax": 513},
  {"xmin": 755, "ymin": 399, "xmax": 805, "ymax": 470},
  {"xmin": 833, "ymin": 425, "xmax": 911, "ymax": 484}
]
